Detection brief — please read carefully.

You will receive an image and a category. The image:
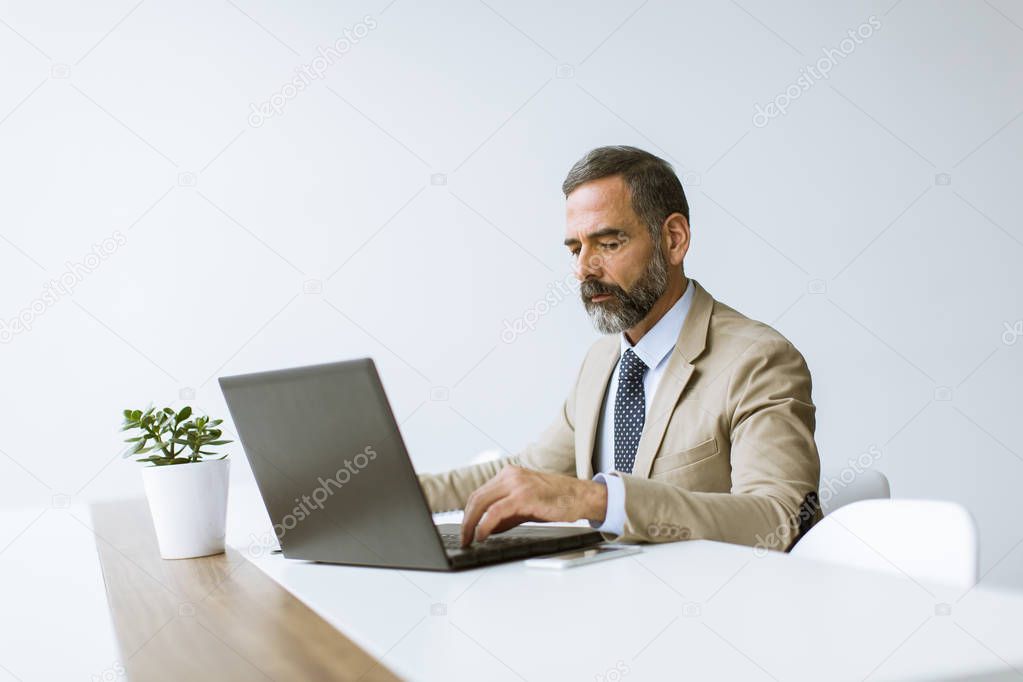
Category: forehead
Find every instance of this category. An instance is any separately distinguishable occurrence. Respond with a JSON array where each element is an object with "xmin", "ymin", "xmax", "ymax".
[
  {"xmin": 565, "ymin": 175, "xmax": 632, "ymax": 222},
  {"xmin": 564, "ymin": 175, "xmax": 638, "ymax": 243}
]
